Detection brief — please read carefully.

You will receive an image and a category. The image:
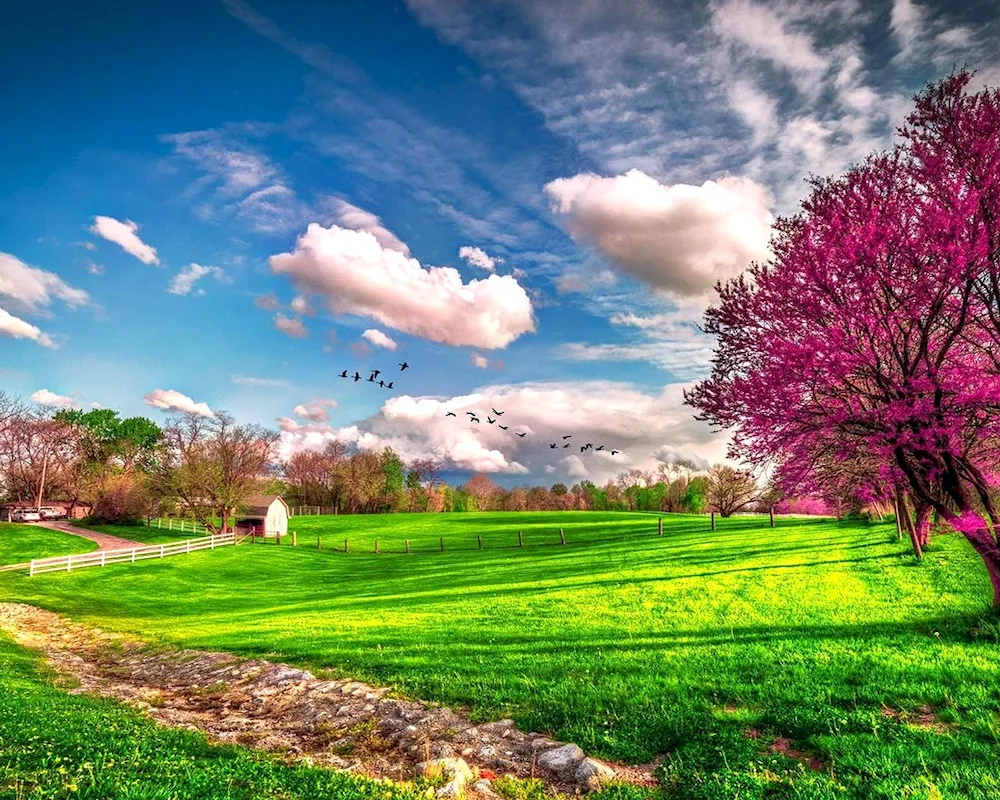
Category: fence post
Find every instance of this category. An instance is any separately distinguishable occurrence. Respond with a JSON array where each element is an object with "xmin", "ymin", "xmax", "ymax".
[
  {"xmin": 344, "ymin": 538, "xmax": 349, "ymax": 553},
  {"xmin": 131, "ymin": 549, "xmax": 136, "ymax": 563},
  {"xmin": 317, "ymin": 535, "xmax": 322, "ymax": 551},
  {"xmin": 477, "ymin": 535, "xmax": 482, "ymax": 550},
  {"xmin": 559, "ymin": 528, "xmax": 566, "ymax": 545},
  {"xmin": 518, "ymin": 531, "xmax": 523, "ymax": 548},
  {"xmin": 157, "ymin": 518, "xmax": 162, "ymax": 529},
  {"xmin": 160, "ymin": 544, "xmax": 165, "ymax": 558},
  {"xmin": 658, "ymin": 517, "xmax": 663, "ymax": 536},
  {"xmin": 186, "ymin": 540, "xmax": 192, "ymax": 553},
  {"xmin": 276, "ymin": 533, "xmax": 282, "ymax": 546},
  {"xmin": 67, "ymin": 555, "xmax": 71, "ymax": 572},
  {"xmin": 711, "ymin": 512, "xmax": 716, "ymax": 531},
  {"xmin": 168, "ymin": 518, "xmax": 173, "ymax": 531},
  {"xmin": 769, "ymin": 506, "xmax": 775, "ymax": 527},
  {"xmin": 101, "ymin": 551, "xmax": 106, "ymax": 567},
  {"xmin": 292, "ymin": 531, "xmax": 297, "ymax": 547},
  {"xmin": 439, "ymin": 536, "xmax": 444, "ymax": 552},
  {"xmin": 30, "ymin": 560, "xmax": 35, "ymax": 577},
  {"xmin": 375, "ymin": 538, "xmax": 380, "ymax": 555},
  {"xmin": 405, "ymin": 539, "xmax": 410, "ymax": 554}
]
